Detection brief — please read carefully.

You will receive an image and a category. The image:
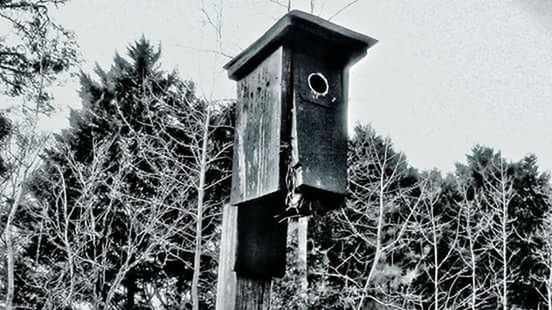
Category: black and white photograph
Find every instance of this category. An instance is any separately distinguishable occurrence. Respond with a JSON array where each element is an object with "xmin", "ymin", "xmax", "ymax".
[{"xmin": 1, "ymin": 1, "xmax": 552, "ymax": 309}]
